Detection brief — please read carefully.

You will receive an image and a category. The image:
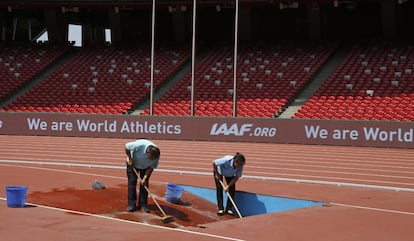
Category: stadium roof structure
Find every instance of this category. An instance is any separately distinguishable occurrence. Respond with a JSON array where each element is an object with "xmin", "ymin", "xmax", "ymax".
[
  {"xmin": 1, "ymin": 0, "xmax": 238, "ymax": 6},
  {"xmin": 0, "ymin": 0, "xmax": 409, "ymax": 12},
  {"xmin": 0, "ymin": 0, "xmax": 406, "ymax": 12},
  {"xmin": 0, "ymin": 1, "xmax": 246, "ymax": 11},
  {"xmin": 0, "ymin": 0, "xmax": 396, "ymax": 7}
]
